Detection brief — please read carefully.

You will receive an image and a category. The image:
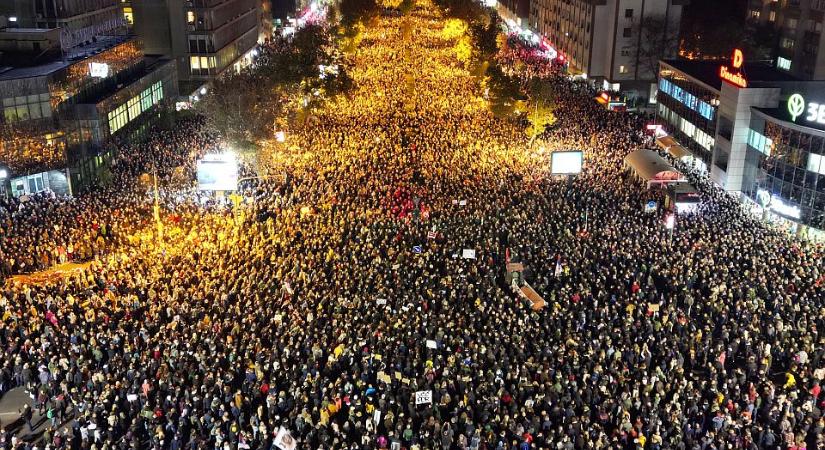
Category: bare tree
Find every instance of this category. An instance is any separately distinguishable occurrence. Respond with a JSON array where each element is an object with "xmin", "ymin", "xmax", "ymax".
[{"xmin": 630, "ymin": 15, "xmax": 680, "ymax": 80}]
